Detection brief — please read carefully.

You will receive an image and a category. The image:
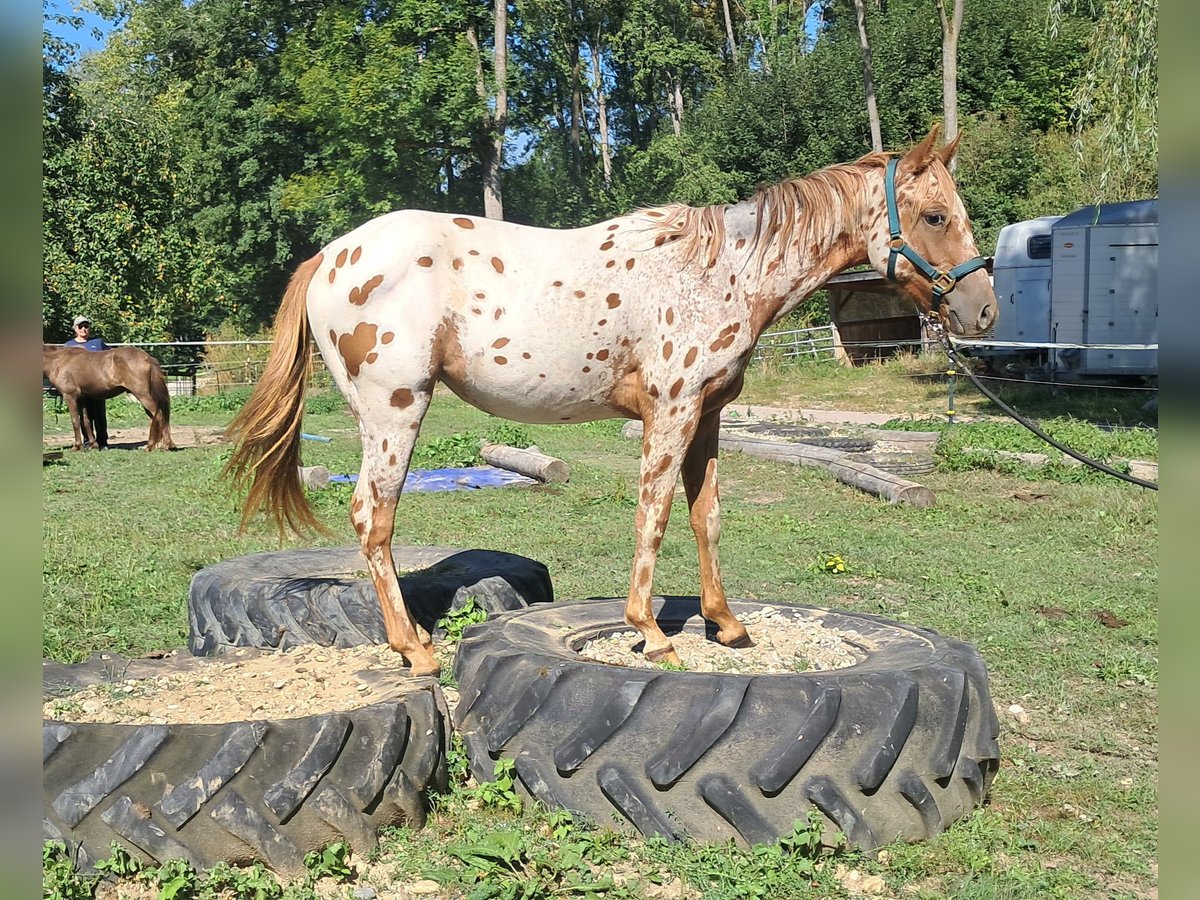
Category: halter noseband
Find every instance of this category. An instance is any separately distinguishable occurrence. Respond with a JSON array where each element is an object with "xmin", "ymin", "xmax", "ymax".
[{"xmin": 884, "ymin": 156, "xmax": 987, "ymax": 310}]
